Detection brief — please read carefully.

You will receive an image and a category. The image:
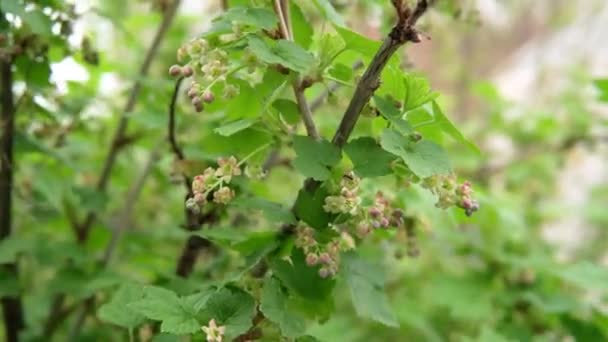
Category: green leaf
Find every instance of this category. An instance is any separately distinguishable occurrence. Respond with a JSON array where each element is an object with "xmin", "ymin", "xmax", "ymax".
[
  {"xmin": 129, "ymin": 286, "xmax": 200, "ymax": 335},
  {"xmin": 292, "ymin": 135, "xmax": 341, "ymax": 181},
  {"xmin": 293, "ymin": 185, "xmax": 333, "ymax": 230},
  {"xmin": 247, "ymin": 36, "xmax": 315, "ymax": 73},
  {"xmin": 261, "ymin": 277, "xmax": 306, "ymax": 338},
  {"xmin": 98, "ymin": 283, "xmax": 146, "ymax": 329},
  {"xmin": 344, "ymin": 137, "xmax": 395, "ymax": 178},
  {"xmin": 22, "ymin": 9, "xmax": 53, "ymax": 38},
  {"xmin": 291, "ymin": 3, "xmax": 313, "ymax": 49},
  {"xmin": 214, "ymin": 118, "xmax": 257, "ymax": 136},
  {"xmin": 0, "ymin": 269, "xmax": 20, "ymax": 297},
  {"xmin": 233, "ymin": 197, "xmax": 297, "ymax": 224},
  {"xmin": 200, "ymin": 287, "xmax": 256, "ymax": 340},
  {"xmin": 272, "ymin": 99, "xmax": 300, "ymax": 125},
  {"xmin": 0, "ymin": 0, "xmax": 25, "ymax": 16},
  {"xmin": 403, "ymin": 75, "xmax": 439, "ymax": 111},
  {"xmin": 72, "ymin": 185, "xmax": 108, "ymax": 213},
  {"xmin": 431, "ymin": 101, "xmax": 480, "ymax": 154},
  {"xmin": 594, "ymin": 79, "xmax": 608, "ymax": 102},
  {"xmin": 334, "ymin": 25, "xmax": 381, "ymax": 58},
  {"xmin": 380, "ymin": 129, "xmax": 451, "ymax": 178},
  {"xmin": 223, "ymin": 7, "xmax": 278, "ymax": 30},
  {"xmin": 312, "ymin": 0, "xmax": 346, "ymax": 26},
  {"xmin": 342, "ymin": 253, "xmax": 398, "ymax": 327},
  {"xmin": 317, "ymin": 33, "xmax": 346, "ymax": 70},
  {"xmin": 329, "ymin": 63, "xmax": 353, "ymax": 83},
  {"xmin": 557, "ymin": 262, "xmax": 608, "ymax": 292},
  {"xmin": 271, "ymin": 249, "xmax": 336, "ymax": 301},
  {"xmin": 0, "ymin": 238, "xmax": 34, "ymax": 264},
  {"xmin": 374, "ymin": 95, "xmax": 414, "ymax": 134}
]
